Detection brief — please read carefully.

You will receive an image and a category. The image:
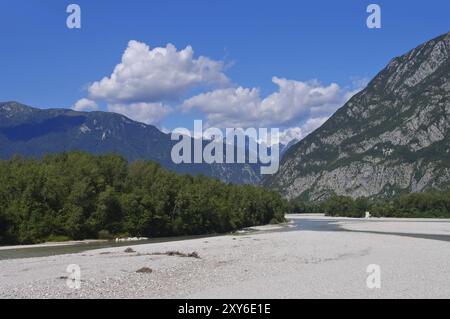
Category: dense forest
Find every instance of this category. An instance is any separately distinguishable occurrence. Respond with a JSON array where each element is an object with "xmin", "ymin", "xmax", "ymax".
[
  {"xmin": 0, "ymin": 152, "xmax": 287, "ymax": 245},
  {"xmin": 289, "ymin": 192, "xmax": 450, "ymax": 218}
]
